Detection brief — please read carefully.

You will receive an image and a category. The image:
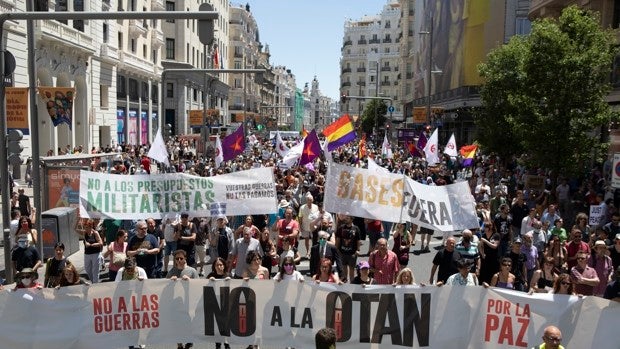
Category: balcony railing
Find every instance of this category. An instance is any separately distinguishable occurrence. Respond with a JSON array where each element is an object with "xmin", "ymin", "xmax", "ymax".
[
  {"xmin": 382, "ymin": 38, "xmax": 392, "ymax": 43},
  {"xmin": 357, "ymin": 39, "xmax": 367, "ymax": 44},
  {"xmin": 151, "ymin": 28, "xmax": 164, "ymax": 48},
  {"xmin": 356, "ymin": 67, "xmax": 366, "ymax": 72},
  {"xmin": 343, "ymin": 40, "xmax": 352, "ymax": 46},
  {"xmin": 341, "ymin": 81, "xmax": 351, "ymax": 87},
  {"xmin": 381, "ymin": 81, "xmax": 391, "ymax": 86},
  {"xmin": 129, "ymin": 19, "xmax": 147, "ymax": 37},
  {"xmin": 381, "ymin": 66, "xmax": 391, "ymax": 72},
  {"xmin": 369, "ymin": 39, "xmax": 380, "ymax": 44}
]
